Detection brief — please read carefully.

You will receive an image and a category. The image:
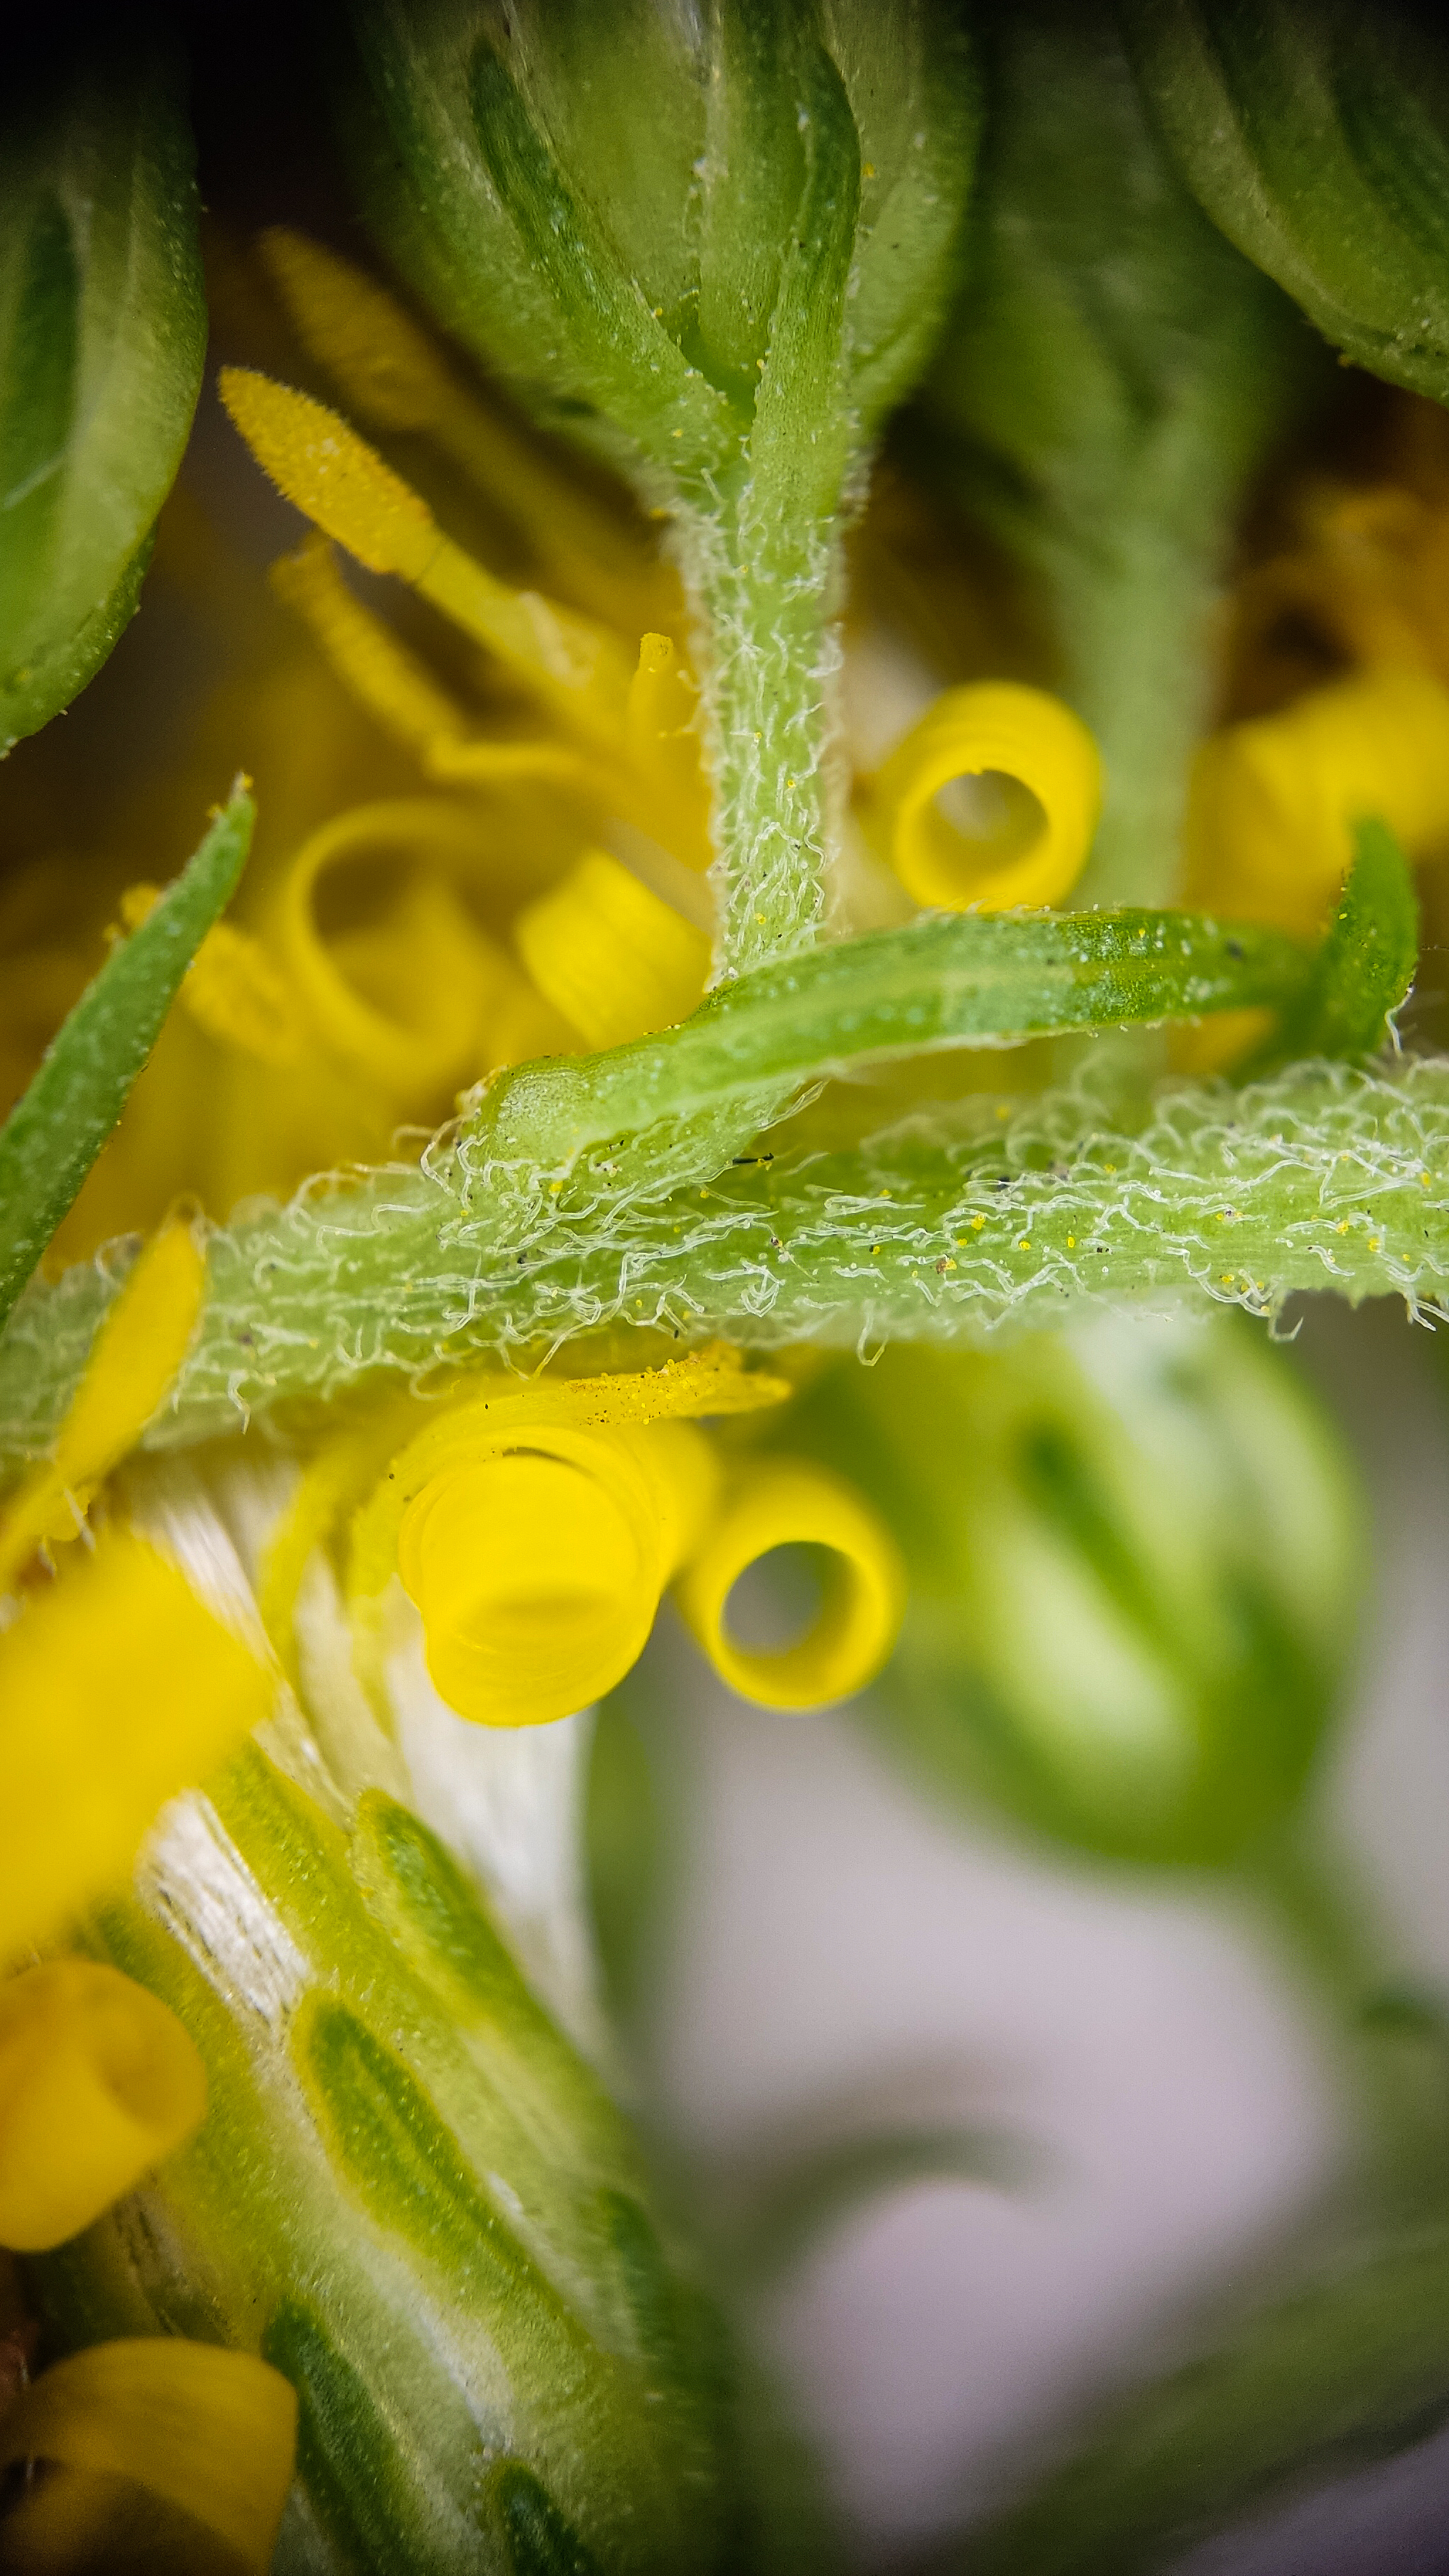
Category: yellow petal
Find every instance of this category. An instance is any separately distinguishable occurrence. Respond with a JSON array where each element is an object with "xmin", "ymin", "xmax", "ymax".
[
  {"xmin": 394, "ymin": 1415, "xmax": 718, "ymax": 1727},
  {"xmin": 866, "ymin": 681, "xmax": 1102, "ymax": 911},
  {"xmin": 514, "ymin": 847, "xmax": 710, "ymax": 1048},
  {"xmin": 0, "ymin": 2339, "xmax": 298, "ymax": 2575},
  {"xmin": 0, "ymin": 1962, "xmax": 206, "ymax": 2251},
  {"xmin": 673, "ymin": 1458, "xmax": 905, "ymax": 1710},
  {"xmin": 0, "ymin": 1214, "xmax": 206, "ymax": 1591},
  {"xmin": 1185, "ymin": 661, "xmax": 1449, "ymax": 935},
  {"xmin": 0, "ymin": 1530, "xmax": 273, "ymax": 1963},
  {"xmin": 271, "ymin": 800, "xmax": 531, "ymax": 1102}
]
